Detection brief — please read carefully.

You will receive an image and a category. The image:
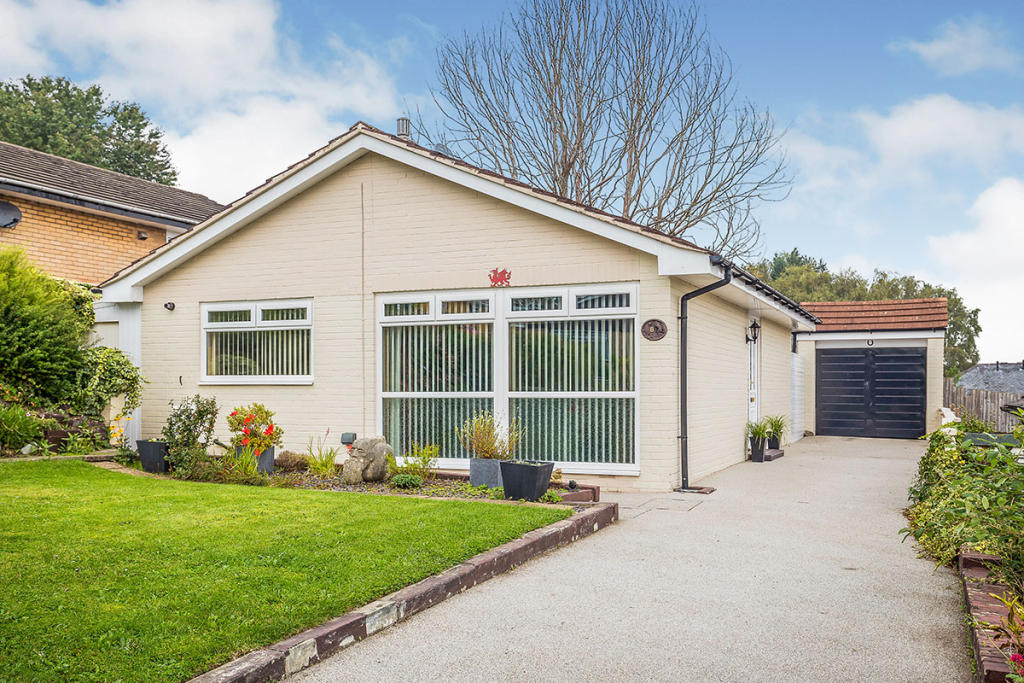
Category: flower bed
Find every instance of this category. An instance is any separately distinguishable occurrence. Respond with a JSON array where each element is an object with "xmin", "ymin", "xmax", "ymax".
[{"xmin": 904, "ymin": 420, "xmax": 1024, "ymax": 679}]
